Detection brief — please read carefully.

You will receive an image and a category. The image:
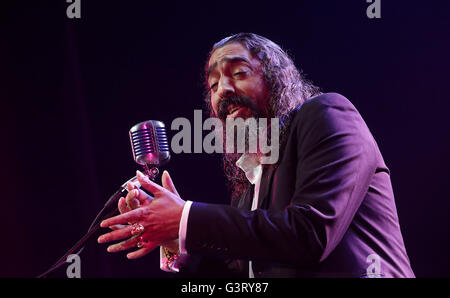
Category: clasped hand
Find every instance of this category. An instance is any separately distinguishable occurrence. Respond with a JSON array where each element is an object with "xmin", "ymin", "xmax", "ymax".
[{"xmin": 97, "ymin": 170, "xmax": 185, "ymax": 259}]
